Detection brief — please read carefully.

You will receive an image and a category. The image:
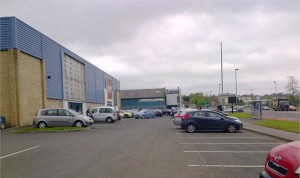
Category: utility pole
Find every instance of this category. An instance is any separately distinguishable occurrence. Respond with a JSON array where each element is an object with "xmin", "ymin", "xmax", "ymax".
[{"xmin": 221, "ymin": 42, "xmax": 224, "ymax": 108}]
